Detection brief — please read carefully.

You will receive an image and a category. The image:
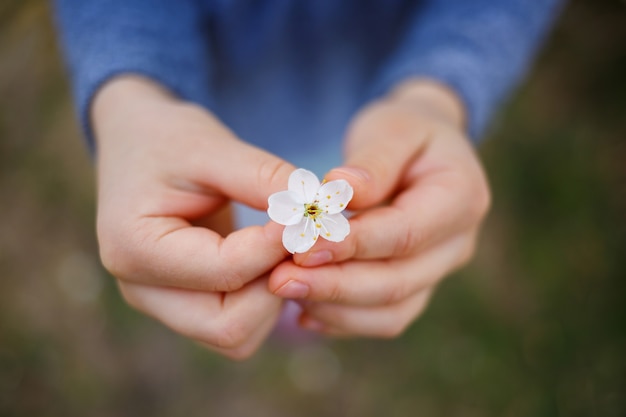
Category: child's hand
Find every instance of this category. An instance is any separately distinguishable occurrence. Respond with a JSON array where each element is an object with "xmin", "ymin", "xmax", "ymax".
[
  {"xmin": 269, "ymin": 81, "xmax": 491, "ymax": 337},
  {"xmin": 93, "ymin": 76, "xmax": 294, "ymax": 359}
]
